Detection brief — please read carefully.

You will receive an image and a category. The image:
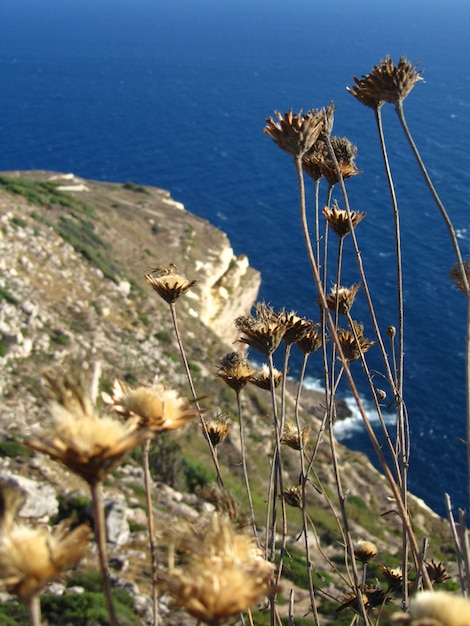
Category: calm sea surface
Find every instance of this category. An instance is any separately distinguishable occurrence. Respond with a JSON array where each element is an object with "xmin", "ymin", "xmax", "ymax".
[{"xmin": 2, "ymin": 0, "xmax": 470, "ymax": 516}]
